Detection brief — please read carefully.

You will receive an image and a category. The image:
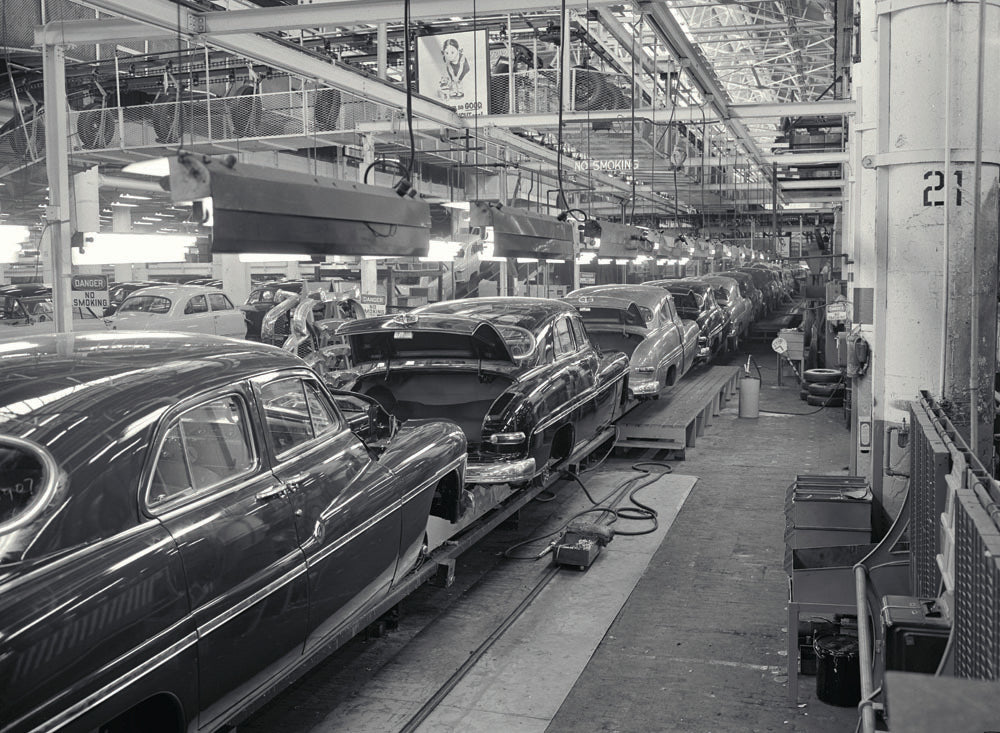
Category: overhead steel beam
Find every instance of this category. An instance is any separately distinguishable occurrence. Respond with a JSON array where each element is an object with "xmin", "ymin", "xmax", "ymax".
[
  {"xmin": 38, "ymin": 0, "xmax": 467, "ymax": 130},
  {"xmin": 37, "ymin": 0, "xmax": 588, "ymax": 44}
]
